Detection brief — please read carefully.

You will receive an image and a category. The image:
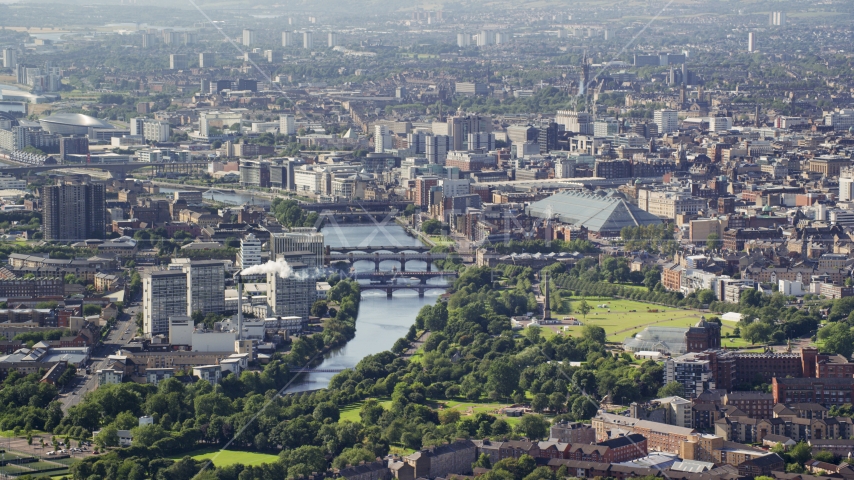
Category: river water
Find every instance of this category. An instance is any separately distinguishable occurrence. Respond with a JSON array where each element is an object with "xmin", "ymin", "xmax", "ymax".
[
  {"xmin": 284, "ymin": 224, "xmax": 447, "ymax": 392},
  {"xmin": 158, "ymin": 187, "xmax": 272, "ymax": 207}
]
